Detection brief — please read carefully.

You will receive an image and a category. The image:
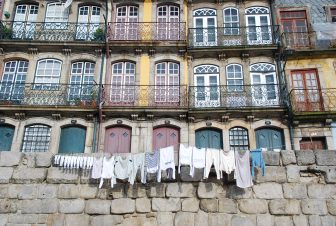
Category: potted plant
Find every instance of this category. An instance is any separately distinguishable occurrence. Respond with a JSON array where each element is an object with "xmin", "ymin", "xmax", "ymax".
[
  {"xmin": 1, "ymin": 26, "xmax": 12, "ymax": 39},
  {"xmin": 93, "ymin": 28, "xmax": 105, "ymax": 41}
]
